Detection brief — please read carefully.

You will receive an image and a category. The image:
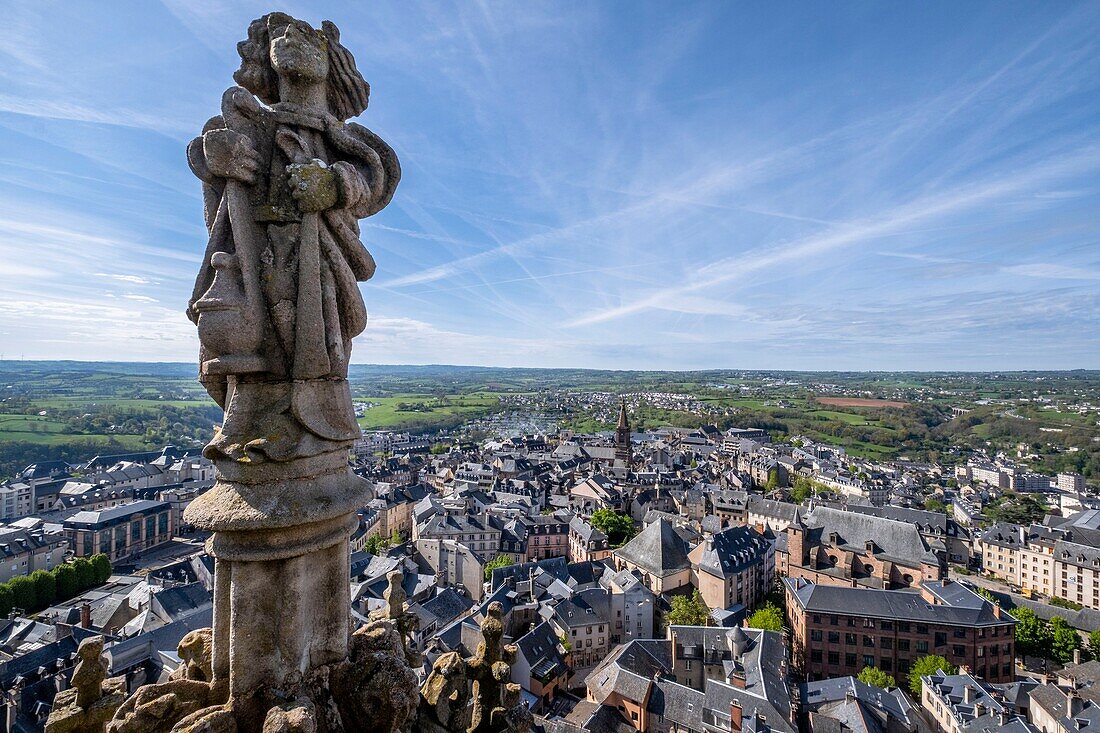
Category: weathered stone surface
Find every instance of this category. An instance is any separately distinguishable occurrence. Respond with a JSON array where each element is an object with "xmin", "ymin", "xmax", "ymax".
[
  {"xmin": 418, "ymin": 604, "xmax": 532, "ymax": 733},
  {"xmin": 46, "ymin": 637, "xmax": 126, "ymax": 733},
  {"xmin": 103, "ymin": 11, "xmax": 529, "ymax": 733},
  {"xmin": 110, "ymin": 11, "xmax": 403, "ymax": 733}
]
